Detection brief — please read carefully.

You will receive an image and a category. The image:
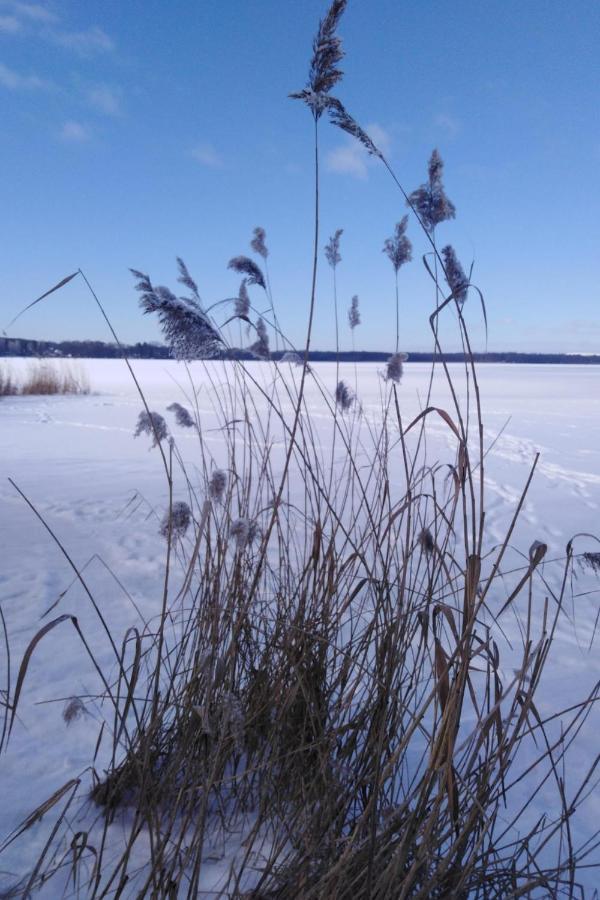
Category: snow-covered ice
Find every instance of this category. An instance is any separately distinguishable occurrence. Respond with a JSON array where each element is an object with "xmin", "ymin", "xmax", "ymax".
[{"xmin": 1, "ymin": 358, "xmax": 600, "ymax": 894}]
